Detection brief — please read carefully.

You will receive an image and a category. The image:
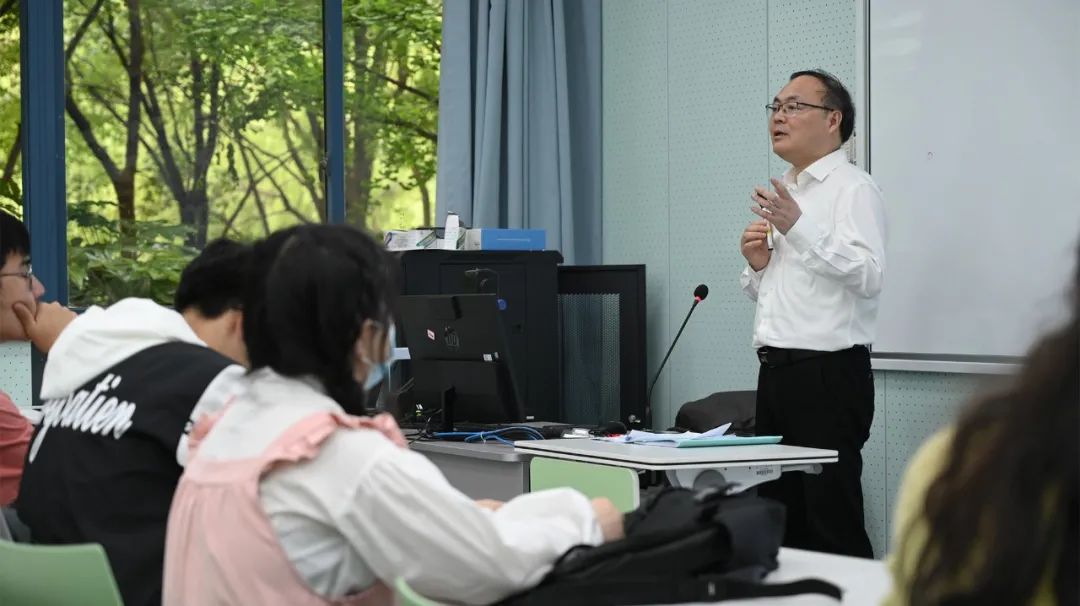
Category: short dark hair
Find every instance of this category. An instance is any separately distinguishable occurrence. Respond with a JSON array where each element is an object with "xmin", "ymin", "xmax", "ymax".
[
  {"xmin": 243, "ymin": 224, "xmax": 398, "ymax": 413},
  {"xmin": 174, "ymin": 238, "xmax": 253, "ymax": 317},
  {"xmin": 790, "ymin": 69, "xmax": 855, "ymax": 144},
  {"xmin": 0, "ymin": 210, "xmax": 30, "ymax": 264}
]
